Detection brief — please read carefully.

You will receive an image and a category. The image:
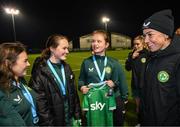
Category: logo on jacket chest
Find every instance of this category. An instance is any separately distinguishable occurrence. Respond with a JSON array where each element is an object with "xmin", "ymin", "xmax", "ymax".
[
  {"xmin": 88, "ymin": 67, "xmax": 94, "ymax": 72},
  {"xmin": 13, "ymin": 95, "xmax": 23, "ymax": 104},
  {"xmin": 141, "ymin": 58, "xmax": 146, "ymax": 63},
  {"xmin": 105, "ymin": 66, "xmax": 111, "ymax": 74},
  {"xmin": 88, "ymin": 66, "xmax": 111, "ymax": 74},
  {"xmin": 157, "ymin": 71, "xmax": 169, "ymax": 83}
]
